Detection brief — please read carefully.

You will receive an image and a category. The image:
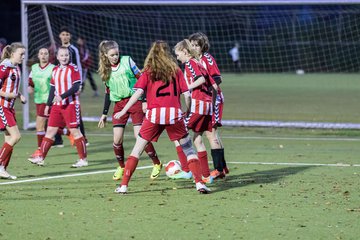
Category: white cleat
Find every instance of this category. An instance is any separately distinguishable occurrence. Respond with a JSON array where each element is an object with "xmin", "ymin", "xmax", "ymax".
[
  {"xmin": 114, "ymin": 185, "xmax": 127, "ymax": 194},
  {"xmin": 0, "ymin": 167, "xmax": 17, "ymax": 180},
  {"xmin": 196, "ymin": 182, "xmax": 211, "ymax": 194},
  {"xmin": 28, "ymin": 156, "xmax": 45, "ymax": 166},
  {"xmin": 71, "ymin": 159, "xmax": 88, "ymax": 168}
]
